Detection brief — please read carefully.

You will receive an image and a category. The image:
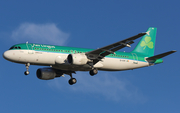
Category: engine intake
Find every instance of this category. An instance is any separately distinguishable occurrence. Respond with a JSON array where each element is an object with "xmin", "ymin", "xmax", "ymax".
[{"xmin": 67, "ymin": 54, "xmax": 89, "ymax": 65}]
